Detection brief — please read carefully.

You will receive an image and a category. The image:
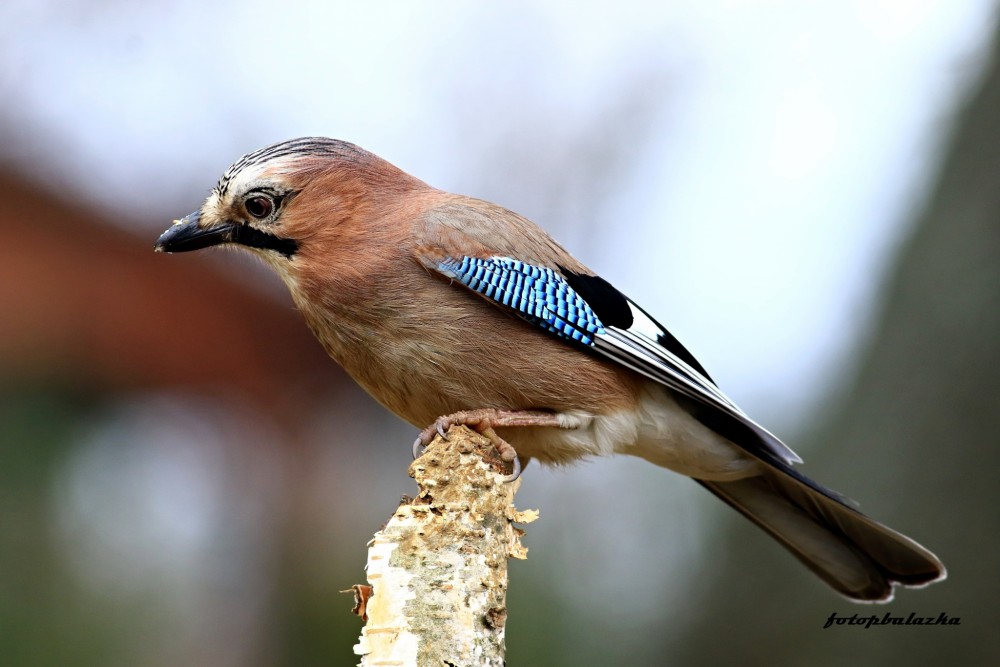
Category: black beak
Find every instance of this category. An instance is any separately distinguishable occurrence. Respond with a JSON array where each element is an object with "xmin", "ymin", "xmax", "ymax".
[
  {"xmin": 155, "ymin": 210, "xmax": 299, "ymax": 257},
  {"xmin": 154, "ymin": 211, "xmax": 235, "ymax": 253}
]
